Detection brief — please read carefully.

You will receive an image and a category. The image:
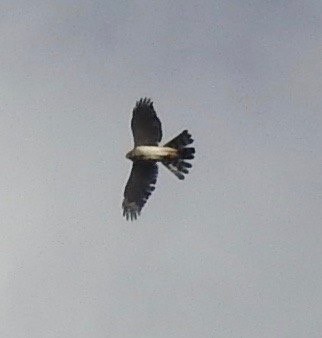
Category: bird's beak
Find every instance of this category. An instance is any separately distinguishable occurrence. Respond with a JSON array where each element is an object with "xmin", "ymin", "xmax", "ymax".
[{"xmin": 125, "ymin": 151, "xmax": 131, "ymax": 159}]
